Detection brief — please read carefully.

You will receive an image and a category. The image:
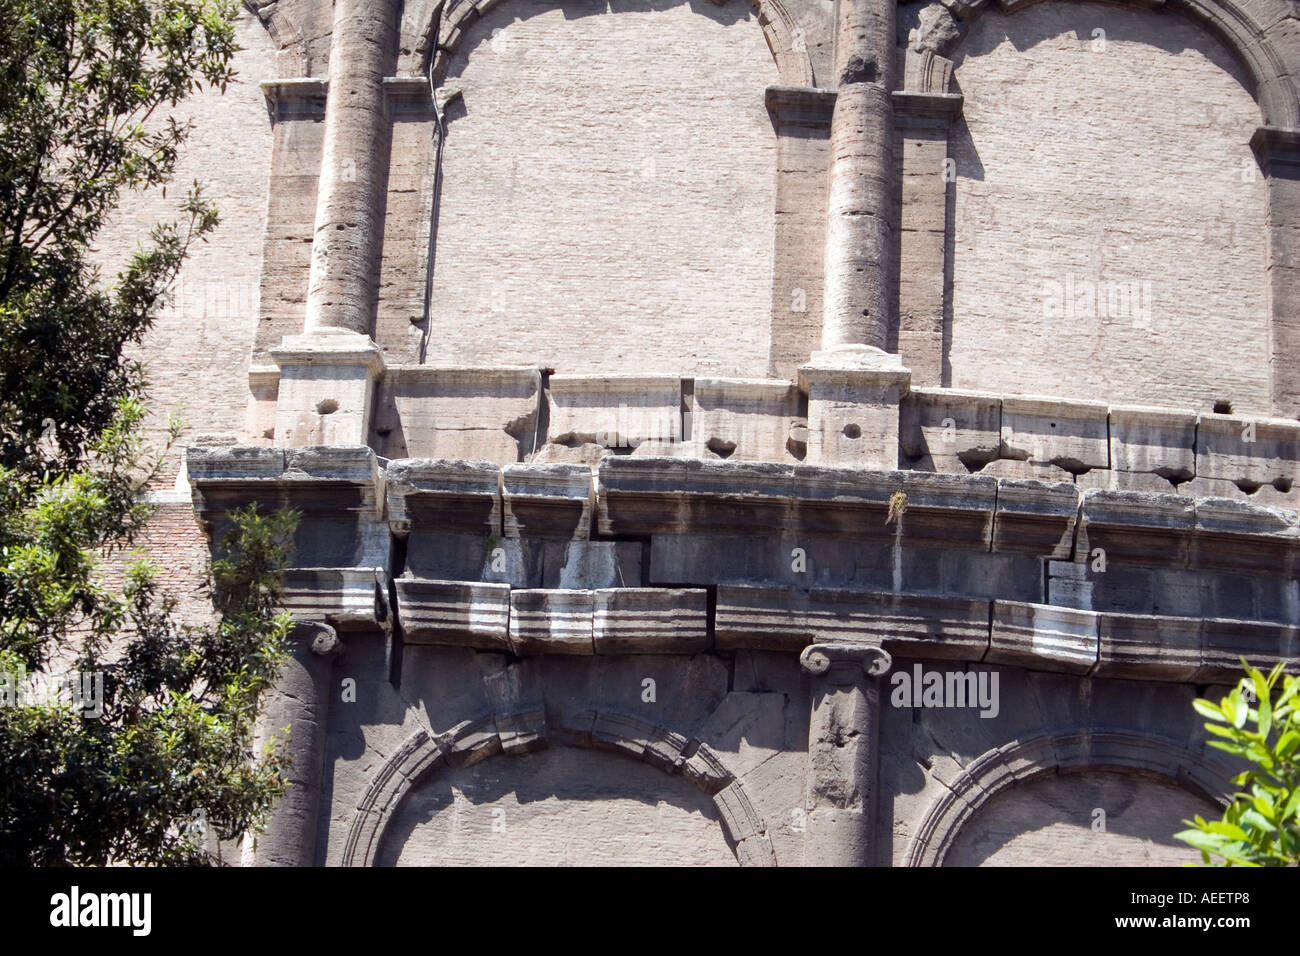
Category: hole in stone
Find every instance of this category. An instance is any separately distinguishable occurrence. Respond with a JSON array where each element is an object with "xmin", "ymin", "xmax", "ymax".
[
  {"xmin": 1213, "ymin": 400, "xmax": 1233, "ymax": 414},
  {"xmin": 957, "ymin": 448, "xmax": 1000, "ymax": 473},
  {"xmin": 1234, "ymin": 479, "xmax": 1261, "ymax": 495},
  {"xmin": 1049, "ymin": 421, "xmax": 1057, "ymax": 429},
  {"xmin": 316, "ymin": 399, "xmax": 339, "ymax": 415},
  {"xmin": 262, "ymin": 428, "xmax": 275, "ymax": 440},
  {"xmin": 1275, "ymin": 477, "xmax": 1293, "ymax": 493},
  {"xmin": 705, "ymin": 437, "xmax": 736, "ymax": 459},
  {"xmin": 786, "ymin": 436, "xmax": 807, "ymax": 461},
  {"xmin": 843, "ymin": 424, "xmax": 862, "ymax": 439}
]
